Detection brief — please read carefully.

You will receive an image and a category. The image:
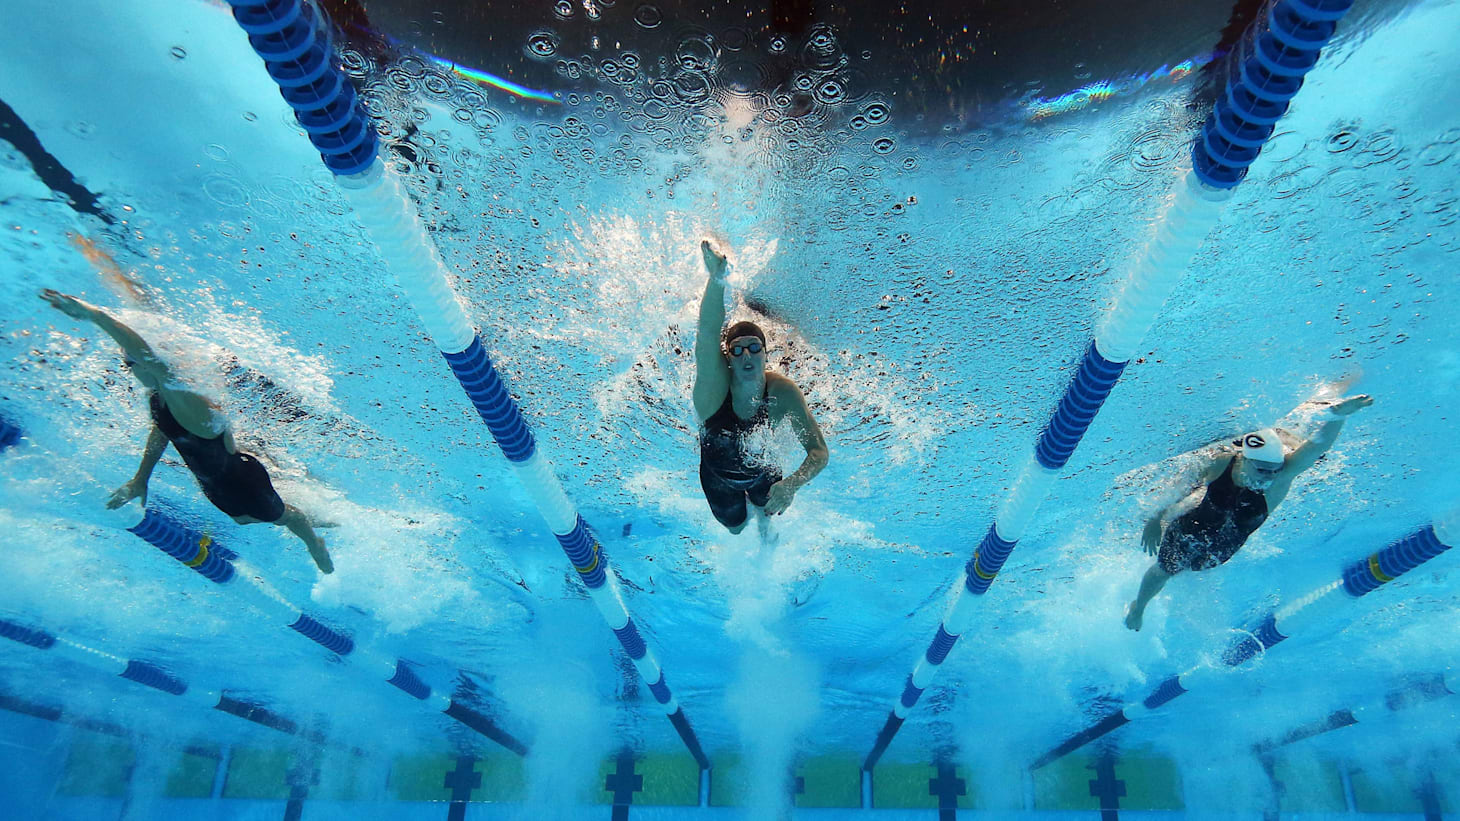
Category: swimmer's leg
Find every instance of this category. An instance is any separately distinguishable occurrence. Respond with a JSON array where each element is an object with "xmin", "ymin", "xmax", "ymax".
[
  {"xmin": 277, "ymin": 505, "xmax": 333, "ymax": 574},
  {"xmin": 1125, "ymin": 563, "xmax": 1171, "ymax": 632}
]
